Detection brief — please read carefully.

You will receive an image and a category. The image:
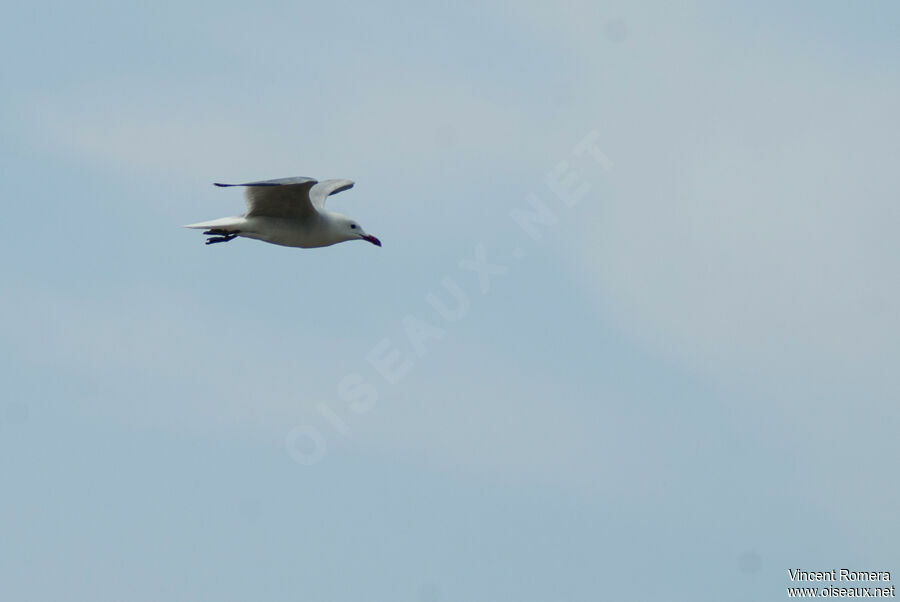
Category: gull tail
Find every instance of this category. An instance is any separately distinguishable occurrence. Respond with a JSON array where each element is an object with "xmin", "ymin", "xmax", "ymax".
[{"xmin": 183, "ymin": 216, "xmax": 245, "ymax": 230}]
